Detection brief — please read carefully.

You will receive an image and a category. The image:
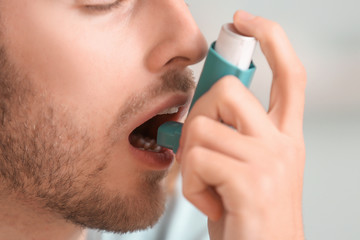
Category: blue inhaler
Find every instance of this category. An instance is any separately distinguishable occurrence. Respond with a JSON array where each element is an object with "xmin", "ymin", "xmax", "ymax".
[{"xmin": 157, "ymin": 23, "xmax": 257, "ymax": 153}]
